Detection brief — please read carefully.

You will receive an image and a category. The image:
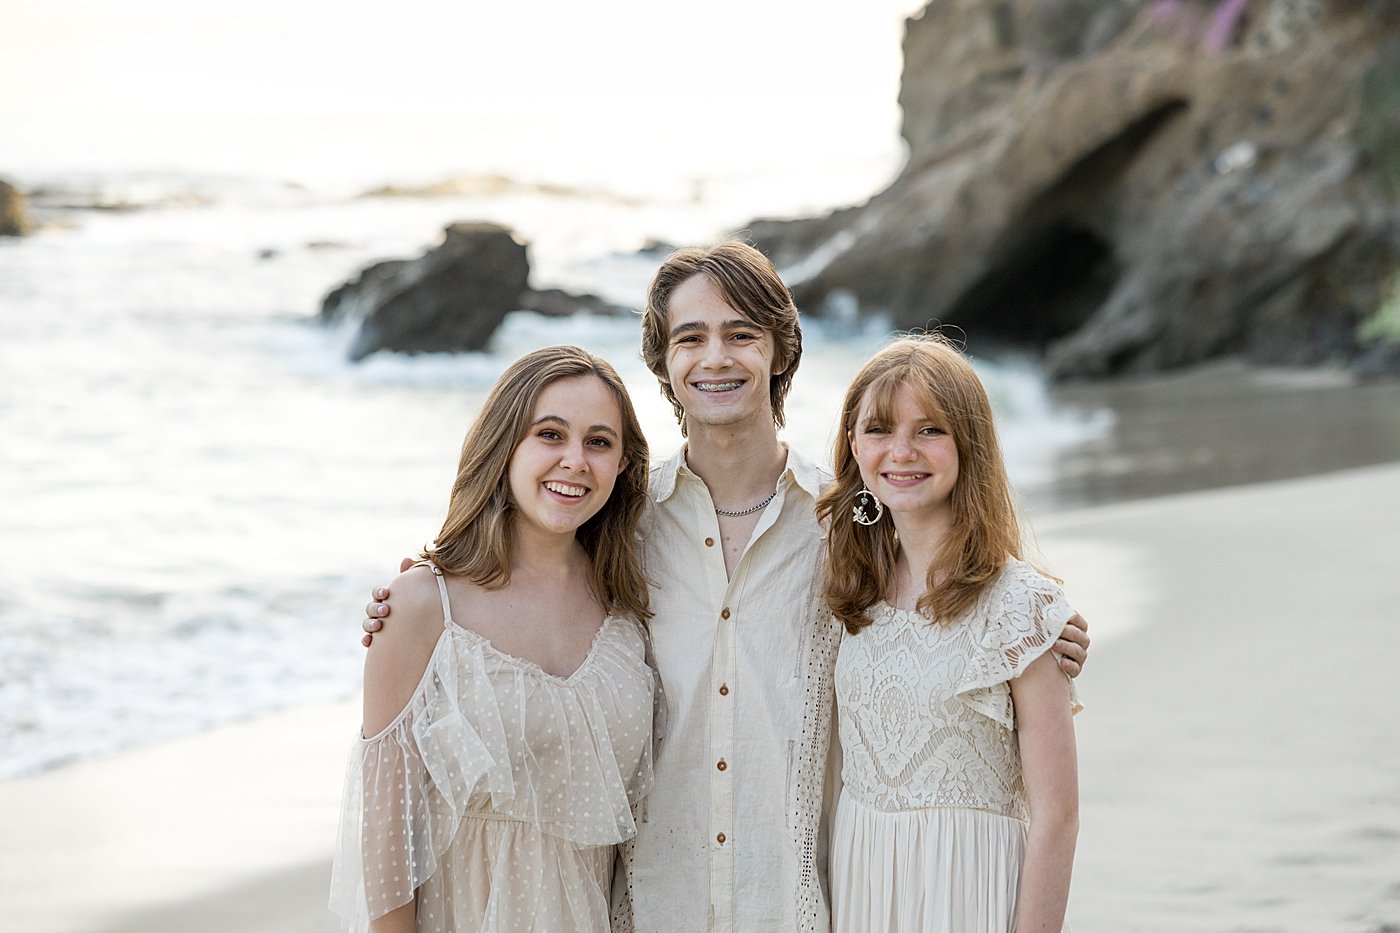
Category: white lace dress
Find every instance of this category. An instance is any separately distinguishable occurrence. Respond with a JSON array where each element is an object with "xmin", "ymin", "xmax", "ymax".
[
  {"xmin": 329, "ymin": 565, "xmax": 657, "ymax": 932},
  {"xmin": 830, "ymin": 559, "xmax": 1082, "ymax": 933}
]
